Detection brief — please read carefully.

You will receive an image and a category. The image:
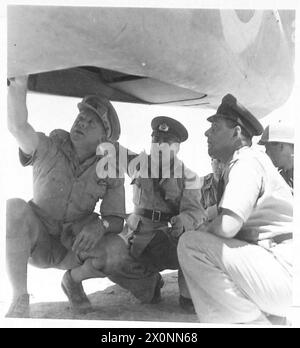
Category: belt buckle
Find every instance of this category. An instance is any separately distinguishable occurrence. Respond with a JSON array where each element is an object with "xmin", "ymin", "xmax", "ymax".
[{"xmin": 152, "ymin": 210, "xmax": 161, "ymax": 222}]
